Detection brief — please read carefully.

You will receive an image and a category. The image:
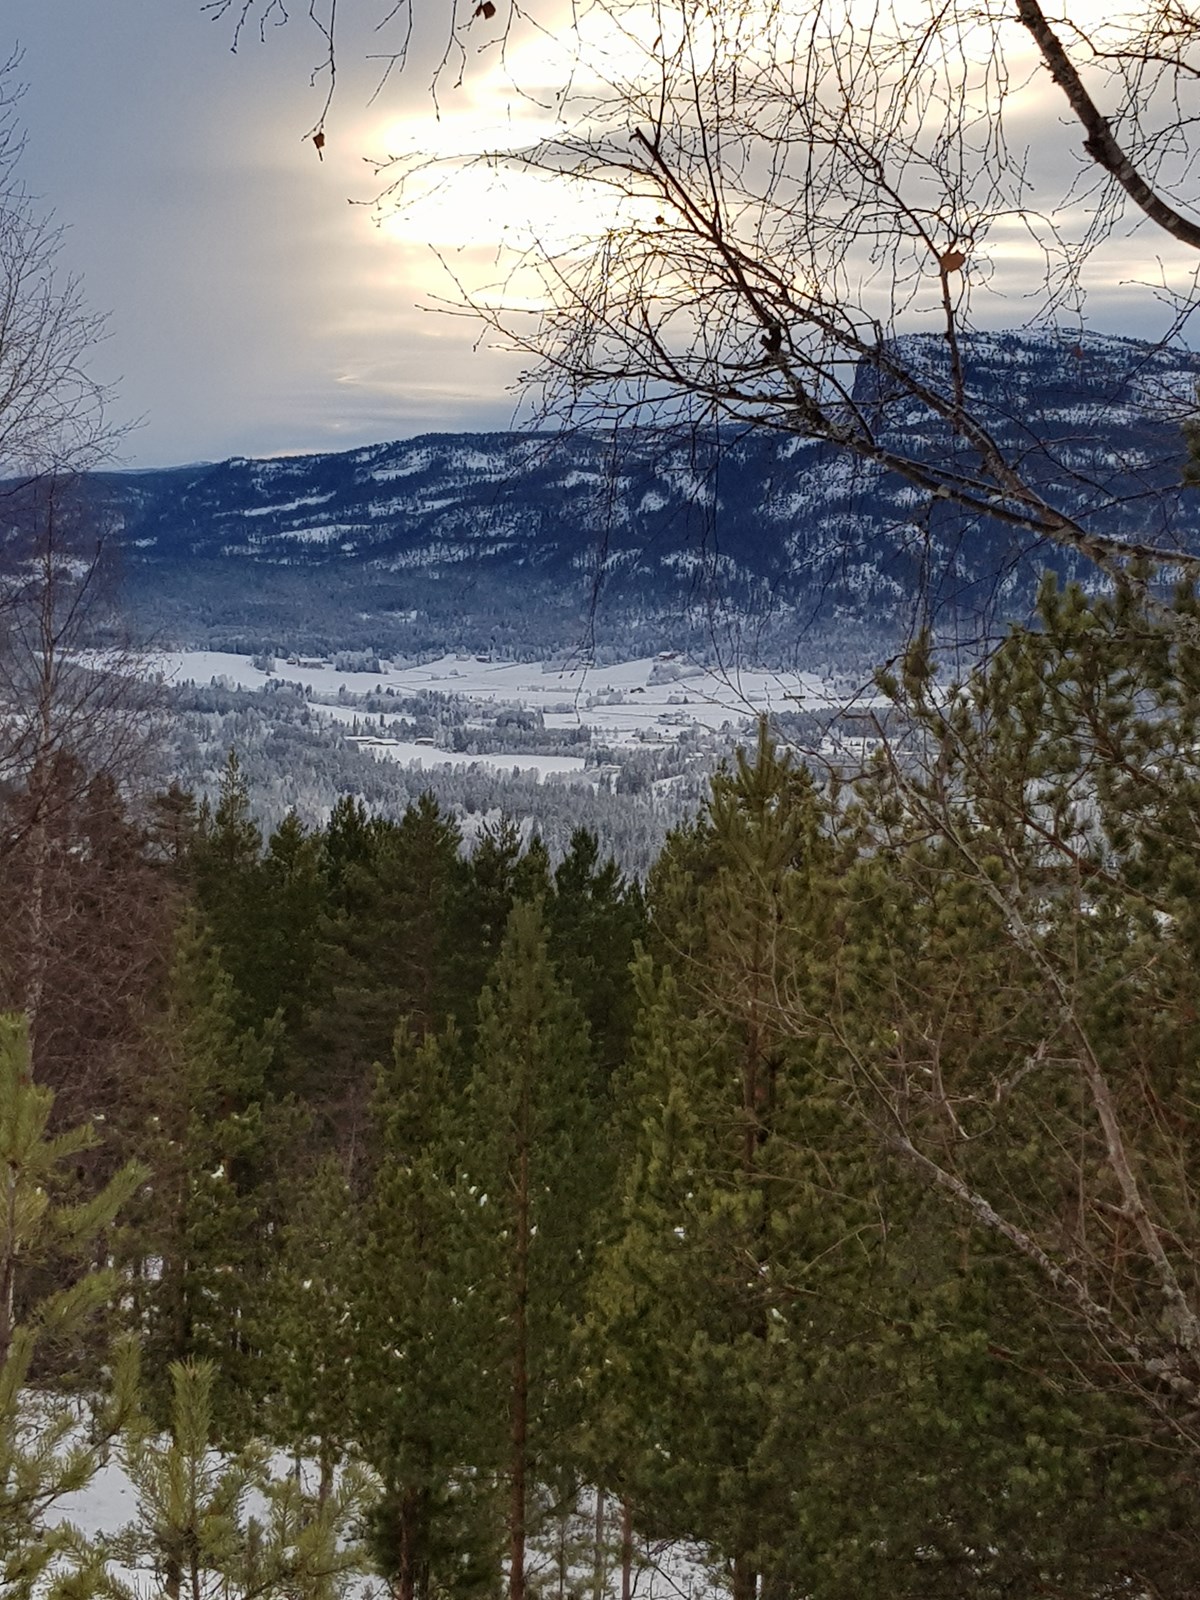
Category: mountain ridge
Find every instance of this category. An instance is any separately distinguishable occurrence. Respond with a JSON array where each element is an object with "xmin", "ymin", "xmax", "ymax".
[{"xmin": 66, "ymin": 330, "xmax": 1200, "ymax": 663}]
